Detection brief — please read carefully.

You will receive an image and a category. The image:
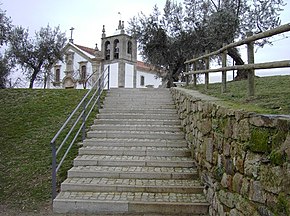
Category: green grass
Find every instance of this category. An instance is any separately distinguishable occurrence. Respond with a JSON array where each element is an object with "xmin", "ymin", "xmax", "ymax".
[
  {"xmin": 187, "ymin": 75, "xmax": 290, "ymax": 114},
  {"xmin": 0, "ymin": 89, "xmax": 102, "ymax": 211}
]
